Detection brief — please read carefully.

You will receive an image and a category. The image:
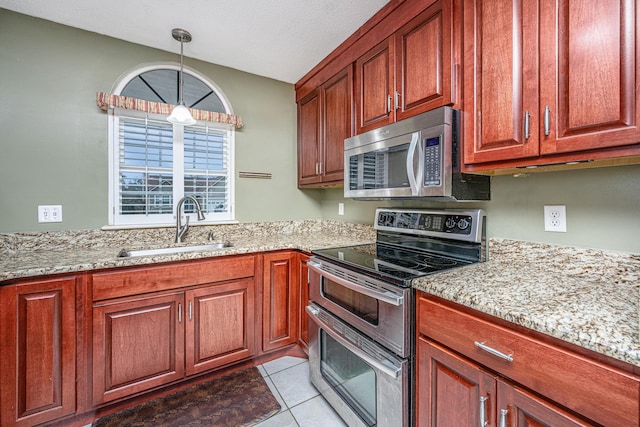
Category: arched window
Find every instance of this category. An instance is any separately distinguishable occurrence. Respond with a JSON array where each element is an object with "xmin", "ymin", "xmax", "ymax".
[{"xmin": 105, "ymin": 64, "xmax": 237, "ymax": 227}]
